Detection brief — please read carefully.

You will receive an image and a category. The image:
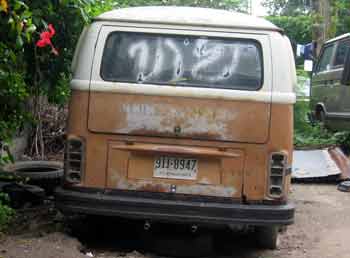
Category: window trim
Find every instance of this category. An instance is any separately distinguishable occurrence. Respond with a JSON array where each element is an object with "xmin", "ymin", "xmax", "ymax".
[
  {"xmin": 315, "ymin": 43, "xmax": 336, "ymax": 74},
  {"xmin": 99, "ymin": 31, "xmax": 265, "ymax": 91},
  {"xmin": 332, "ymin": 39, "xmax": 350, "ymax": 69}
]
